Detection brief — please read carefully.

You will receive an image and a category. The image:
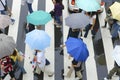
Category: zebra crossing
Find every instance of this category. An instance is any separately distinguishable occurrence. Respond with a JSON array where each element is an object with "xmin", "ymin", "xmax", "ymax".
[{"xmin": 3, "ymin": 0, "xmax": 120, "ymax": 80}]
